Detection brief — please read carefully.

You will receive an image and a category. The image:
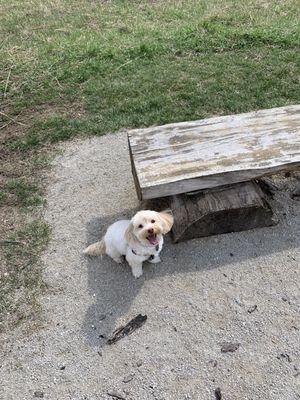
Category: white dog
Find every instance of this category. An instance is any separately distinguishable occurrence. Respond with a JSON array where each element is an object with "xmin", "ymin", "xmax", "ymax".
[{"xmin": 83, "ymin": 210, "xmax": 174, "ymax": 278}]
